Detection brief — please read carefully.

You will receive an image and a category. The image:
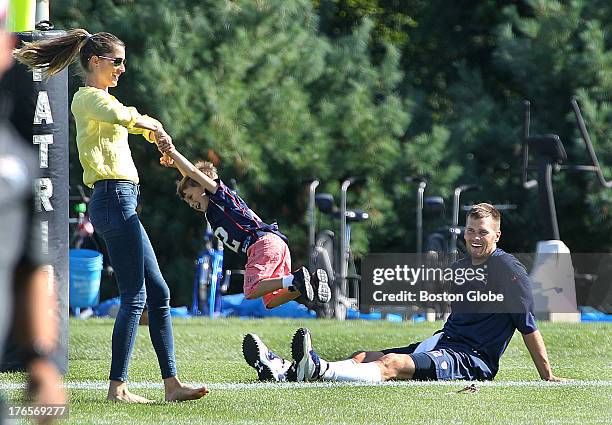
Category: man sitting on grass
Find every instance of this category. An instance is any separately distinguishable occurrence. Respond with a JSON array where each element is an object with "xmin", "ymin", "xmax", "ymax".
[{"xmin": 246, "ymin": 203, "xmax": 567, "ymax": 383}]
